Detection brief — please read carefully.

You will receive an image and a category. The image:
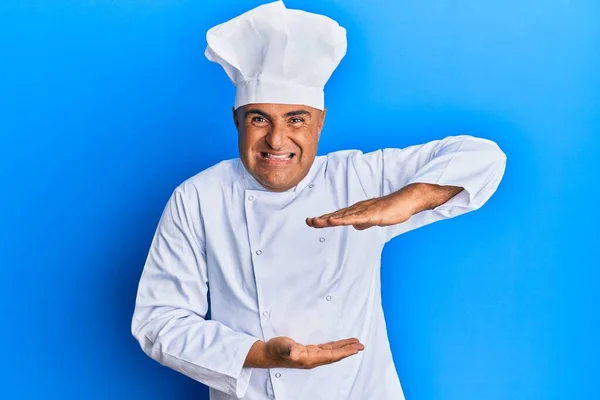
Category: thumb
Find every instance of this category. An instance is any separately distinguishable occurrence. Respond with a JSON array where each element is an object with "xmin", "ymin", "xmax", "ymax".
[{"xmin": 275, "ymin": 337, "xmax": 296, "ymax": 357}]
